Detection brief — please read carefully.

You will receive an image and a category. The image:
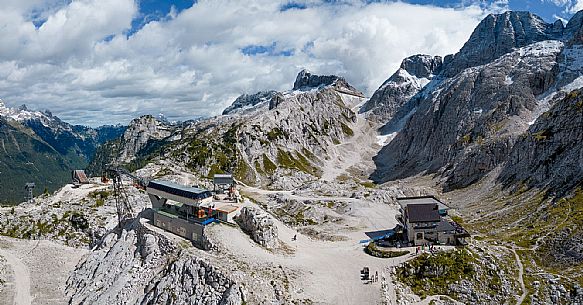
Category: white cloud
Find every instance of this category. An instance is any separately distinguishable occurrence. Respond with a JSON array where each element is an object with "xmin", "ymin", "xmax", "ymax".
[
  {"xmin": 0, "ymin": 0, "xmax": 494, "ymax": 126},
  {"xmin": 568, "ymin": 0, "xmax": 583, "ymax": 13}
]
